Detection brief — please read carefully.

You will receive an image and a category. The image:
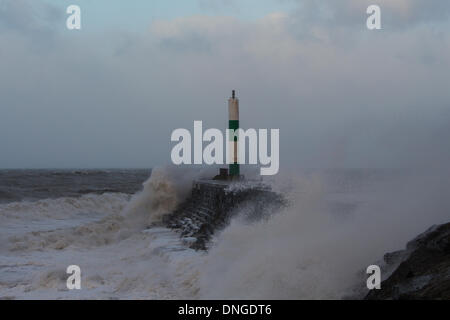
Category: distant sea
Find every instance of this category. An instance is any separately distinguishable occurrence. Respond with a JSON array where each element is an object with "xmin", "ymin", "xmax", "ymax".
[{"xmin": 0, "ymin": 169, "xmax": 151, "ymax": 204}]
